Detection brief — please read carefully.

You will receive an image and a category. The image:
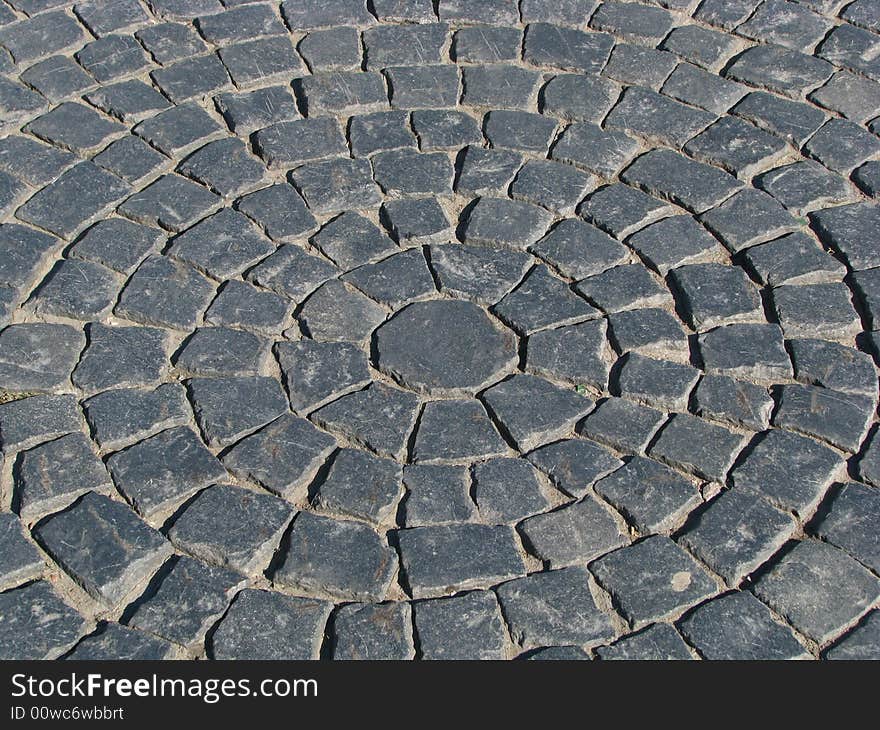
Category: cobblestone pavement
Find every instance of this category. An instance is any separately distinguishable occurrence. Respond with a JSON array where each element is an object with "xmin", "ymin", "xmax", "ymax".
[{"xmin": 0, "ymin": 0, "xmax": 879, "ymax": 662}]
